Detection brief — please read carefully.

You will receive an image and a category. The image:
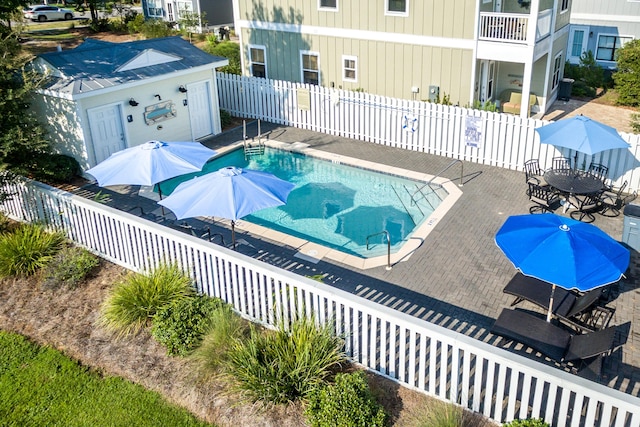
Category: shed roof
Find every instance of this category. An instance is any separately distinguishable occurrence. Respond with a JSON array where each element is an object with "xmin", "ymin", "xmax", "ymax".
[{"xmin": 37, "ymin": 36, "xmax": 228, "ymax": 97}]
